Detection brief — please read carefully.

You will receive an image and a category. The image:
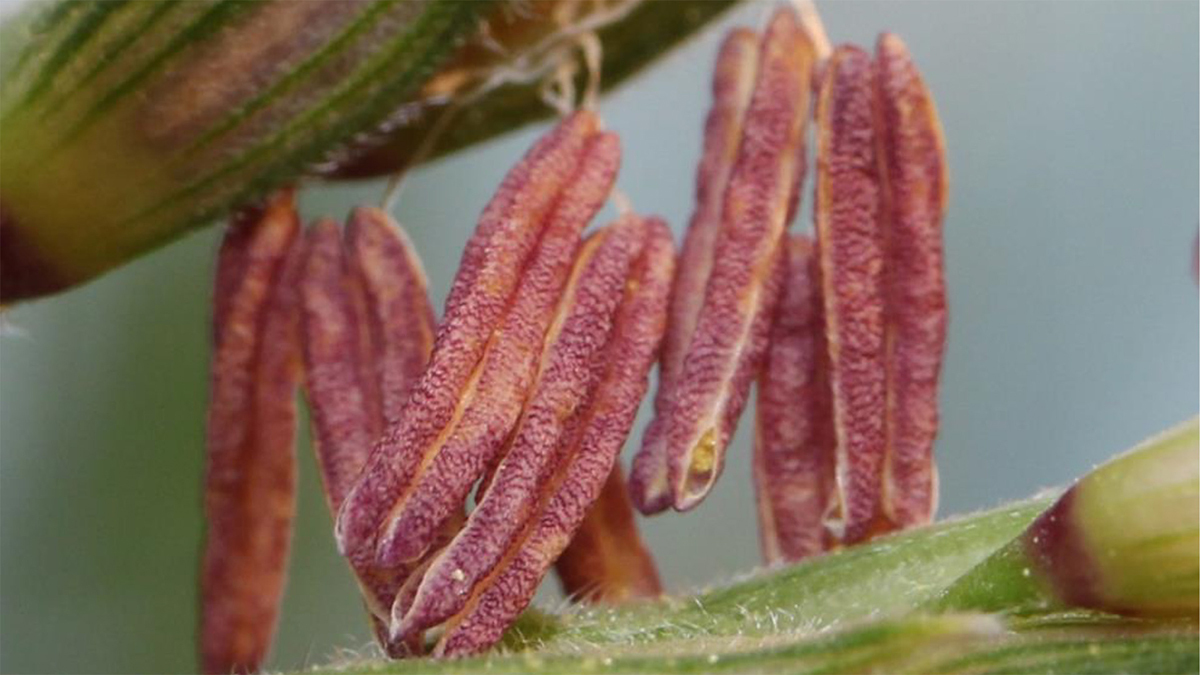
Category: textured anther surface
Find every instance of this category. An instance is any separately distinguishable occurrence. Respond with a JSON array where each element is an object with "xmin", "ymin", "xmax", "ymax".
[
  {"xmin": 873, "ymin": 34, "xmax": 948, "ymax": 529},
  {"xmin": 371, "ymin": 131, "xmax": 622, "ymax": 569},
  {"xmin": 814, "ymin": 45, "xmax": 887, "ymax": 545},
  {"xmin": 754, "ymin": 235, "xmax": 837, "ymax": 564},
  {"xmin": 637, "ymin": 7, "xmax": 815, "ymax": 512},
  {"xmin": 299, "ymin": 209, "xmax": 442, "ymax": 655},
  {"xmin": 630, "ymin": 28, "xmax": 762, "ymax": 515},
  {"xmin": 394, "ymin": 216, "xmax": 653, "ymax": 641},
  {"xmin": 334, "ymin": 112, "xmax": 608, "ymax": 571},
  {"xmin": 201, "ymin": 191, "xmax": 302, "ymax": 675},
  {"xmin": 434, "ymin": 217, "xmax": 675, "ymax": 656},
  {"xmin": 555, "ymin": 465, "xmax": 664, "ymax": 603}
]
